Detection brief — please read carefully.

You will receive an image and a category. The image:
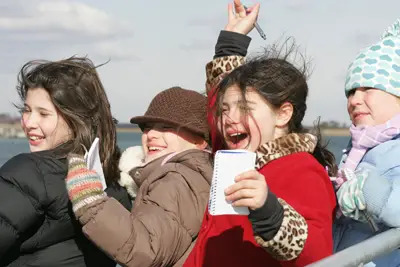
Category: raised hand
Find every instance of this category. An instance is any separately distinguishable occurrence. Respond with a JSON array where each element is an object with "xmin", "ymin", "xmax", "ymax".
[
  {"xmin": 225, "ymin": 169, "xmax": 268, "ymax": 210},
  {"xmin": 224, "ymin": 0, "xmax": 261, "ymax": 35},
  {"xmin": 66, "ymin": 153, "xmax": 106, "ymax": 213}
]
